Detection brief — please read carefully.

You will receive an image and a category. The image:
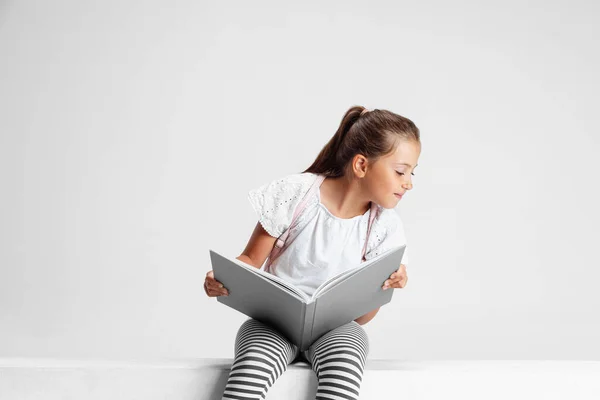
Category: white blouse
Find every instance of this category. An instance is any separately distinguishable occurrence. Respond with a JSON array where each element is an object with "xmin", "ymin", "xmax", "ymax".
[{"xmin": 247, "ymin": 172, "xmax": 410, "ymax": 297}]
